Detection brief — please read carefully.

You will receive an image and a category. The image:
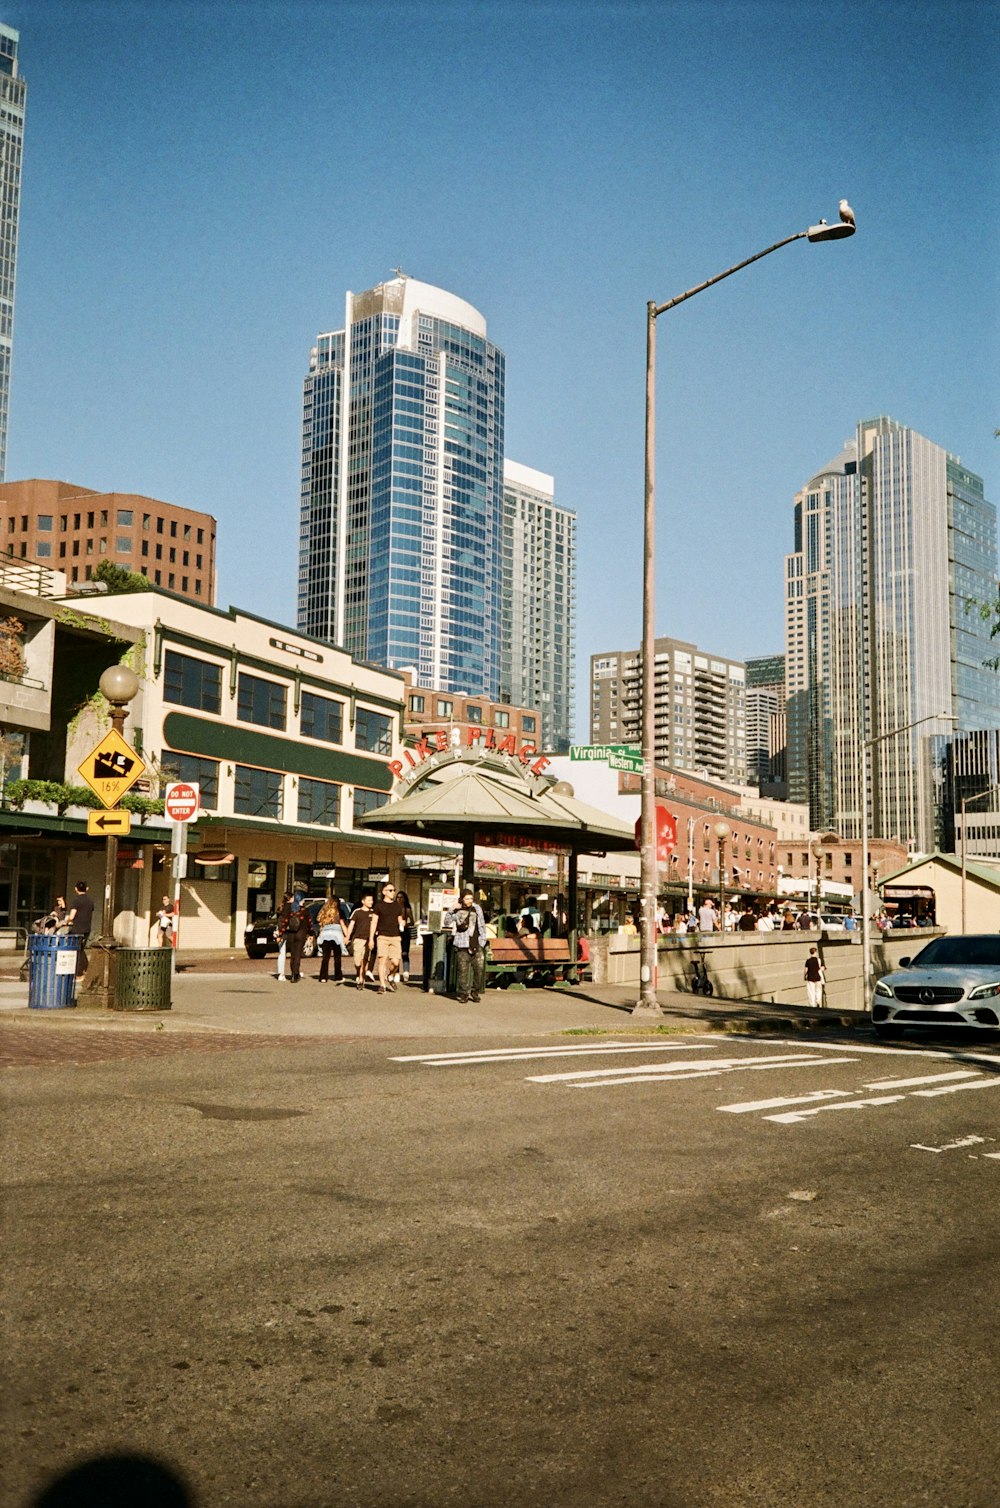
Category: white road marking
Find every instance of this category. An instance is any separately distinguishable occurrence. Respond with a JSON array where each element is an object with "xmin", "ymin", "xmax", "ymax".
[
  {"xmin": 764, "ymin": 1095, "xmax": 907, "ymax": 1123},
  {"xmin": 863, "ymin": 1069, "xmax": 985, "ymax": 1091},
  {"xmin": 911, "ymin": 1077, "xmax": 1000, "ymax": 1098},
  {"xmin": 720, "ymin": 1089, "xmax": 854, "ymax": 1115},
  {"xmin": 390, "ymin": 1041, "xmax": 708, "ymax": 1066},
  {"xmin": 910, "ymin": 1134, "xmax": 994, "ymax": 1154},
  {"xmin": 749, "ymin": 1039, "xmax": 1000, "ymax": 1067},
  {"xmin": 527, "ymin": 1053, "xmax": 857, "ymax": 1087}
]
